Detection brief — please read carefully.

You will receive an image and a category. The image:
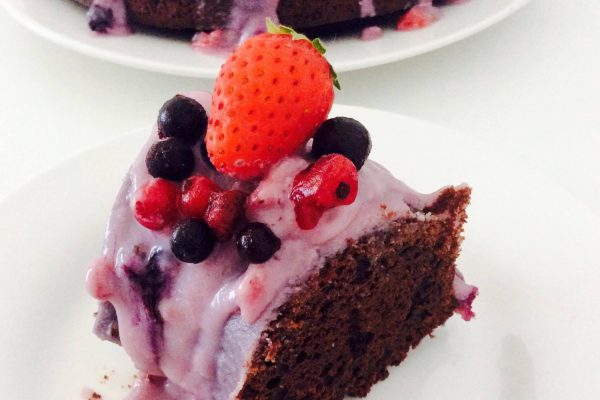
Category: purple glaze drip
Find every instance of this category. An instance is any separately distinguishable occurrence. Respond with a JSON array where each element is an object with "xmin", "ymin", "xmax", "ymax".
[
  {"xmin": 87, "ymin": 0, "xmax": 131, "ymax": 35},
  {"xmin": 359, "ymin": 0, "xmax": 376, "ymax": 18},
  {"xmin": 192, "ymin": 0, "xmax": 279, "ymax": 51},
  {"xmin": 93, "ymin": 301, "xmax": 120, "ymax": 344},
  {"xmin": 123, "ymin": 250, "xmax": 176, "ymax": 360},
  {"xmin": 453, "ymin": 270, "xmax": 478, "ymax": 321},
  {"xmin": 361, "ymin": 26, "xmax": 383, "ymax": 41}
]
